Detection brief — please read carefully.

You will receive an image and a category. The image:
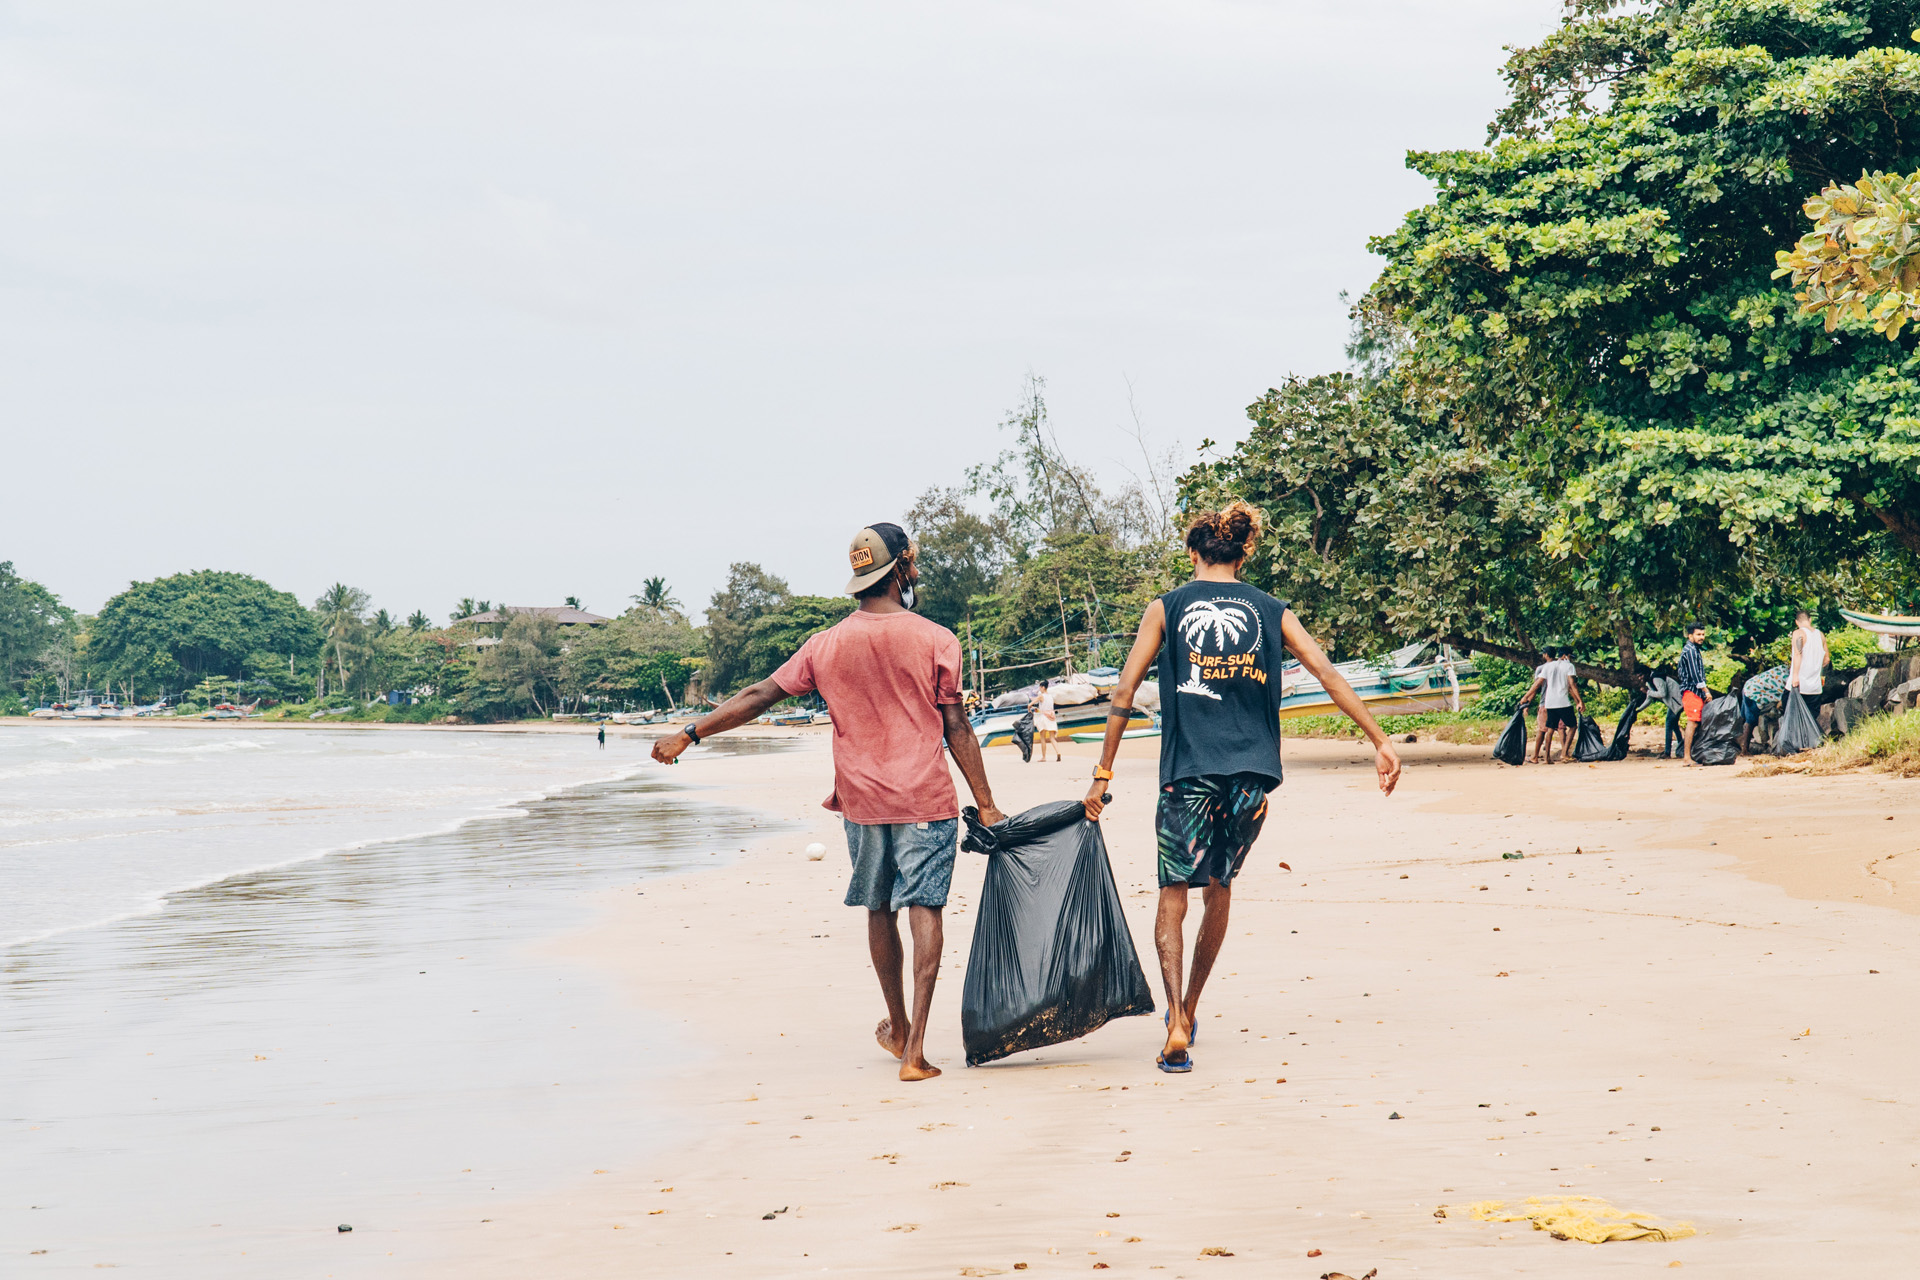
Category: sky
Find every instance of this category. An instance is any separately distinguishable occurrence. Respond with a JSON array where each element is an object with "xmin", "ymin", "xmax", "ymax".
[{"xmin": 1, "ymin": 0, "xmax": 1560, "ymax": 619}]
